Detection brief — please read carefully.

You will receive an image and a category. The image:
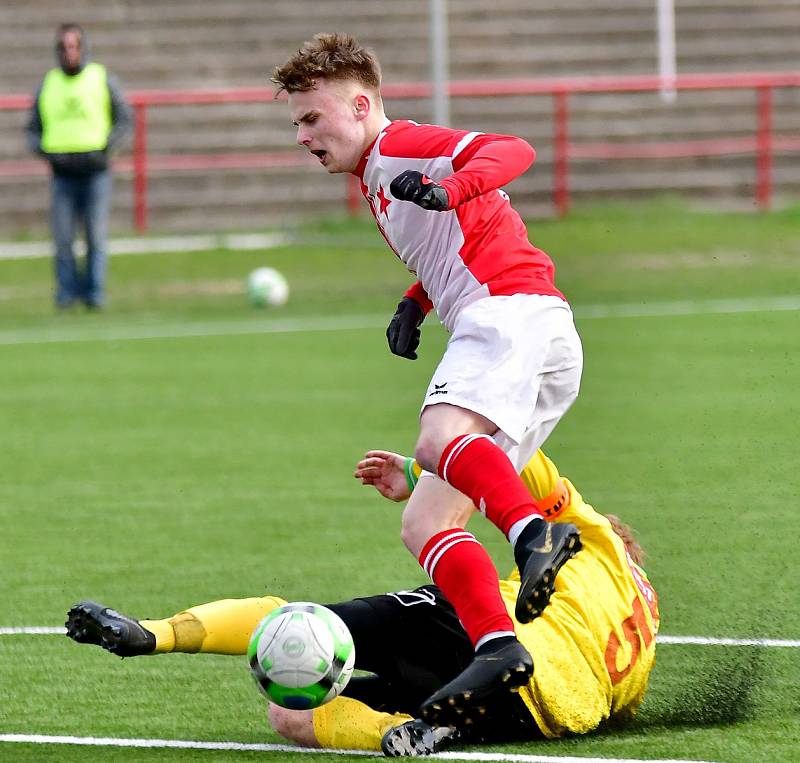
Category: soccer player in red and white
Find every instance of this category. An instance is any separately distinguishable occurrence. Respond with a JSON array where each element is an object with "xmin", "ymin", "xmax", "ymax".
[{"xmin": 272, "ymin": 33, "xmax": 584, "ymax": 724}]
